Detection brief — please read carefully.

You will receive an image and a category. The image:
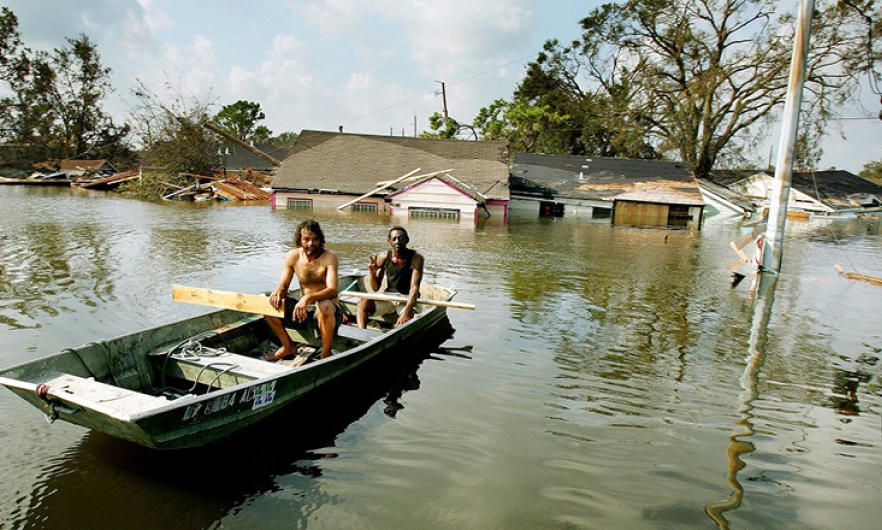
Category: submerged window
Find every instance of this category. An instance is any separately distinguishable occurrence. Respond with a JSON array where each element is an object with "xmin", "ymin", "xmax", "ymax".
[
  {"xmin": 667, "ymin": 205, "xmax": 690, "ymax": 226},
  {"xmin": 540, "ymin": 201, "xmax": 564, "ymax": 218},
  {"xmin": 286, "ymin": 198, "xmax": 312, "ymax": 210},
  {"xmin": 409, "ymin": 207, "xmax": 459, "ymax": 220},
  {"xmin": 352, "ymin": 202, "xmax": 378, "ymax": 213}
]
